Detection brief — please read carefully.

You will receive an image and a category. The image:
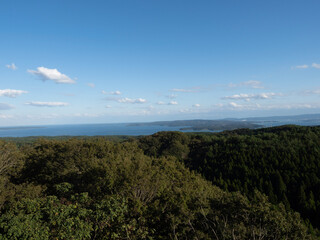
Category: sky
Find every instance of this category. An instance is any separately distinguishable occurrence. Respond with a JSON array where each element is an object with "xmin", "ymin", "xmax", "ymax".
[{"xmin": 1, "ymin": 0, "xmax": 320, "ymax": 126}]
